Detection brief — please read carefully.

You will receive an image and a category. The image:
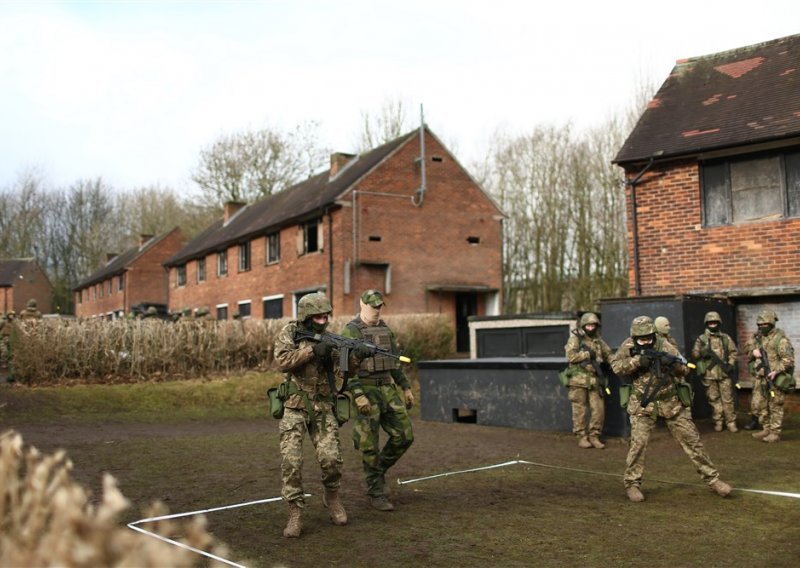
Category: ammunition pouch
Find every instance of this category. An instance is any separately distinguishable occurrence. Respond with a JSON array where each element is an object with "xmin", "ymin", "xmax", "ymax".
[
  {"xmin": 619, "ymin": 384, "xmax": 632, "ymax": 408},
  {"xmin": 267, "ymin": 379, "xmax": 291, "ymax": 419},
  {"xmin": 675, "ymin": 381, "xmax": 693, "ymax": 407},
  {"xmin": 559, "ymin": 366, "xmax": 577, "ymax": 388},
  {"xmin": 334, "ymin": 392, "xmax": 352, "ymax": 426},
  {"xmin": 775, "ymin": 372, "xmax": 796, "ymax": 393}
]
